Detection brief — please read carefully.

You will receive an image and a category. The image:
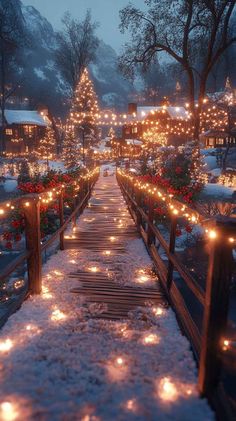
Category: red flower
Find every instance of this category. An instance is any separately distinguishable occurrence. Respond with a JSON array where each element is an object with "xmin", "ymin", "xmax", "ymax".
[
  {"xmin": 176, "ymin": 229, "xmax": 182, "ymax": 237},
  {"xmin": 5, "ymin": 241, "xmax": 13, "ymax": 250},
  {"xmin": 185, "ymin": 225, "xmax": 193, "ymax": 233},
  {"xmin": 175, "ymin": 166, "xmax": 183, "ymax": 174},
  {"xmin": 154, "ymin": 207, "xmax": 165, "ymax": 215},
  {"xmin": 11, "ymin": 220, "xmax": 21, "ymax": 229},
  {"xmin": 15, "ymin": 234, "xmax": 22, "ymax": 242},
  {"xmin": 3, "ymin": 232, "xmax": 13, "ymax": 241}
]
